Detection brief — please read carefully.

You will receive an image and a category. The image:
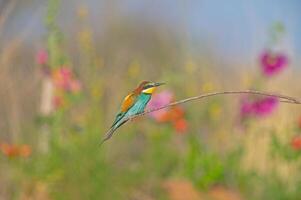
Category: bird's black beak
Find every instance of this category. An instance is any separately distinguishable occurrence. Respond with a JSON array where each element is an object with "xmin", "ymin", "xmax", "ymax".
[{"xmin": 154, "ymin": 82, "xmax": 165, "ymax": 87}]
